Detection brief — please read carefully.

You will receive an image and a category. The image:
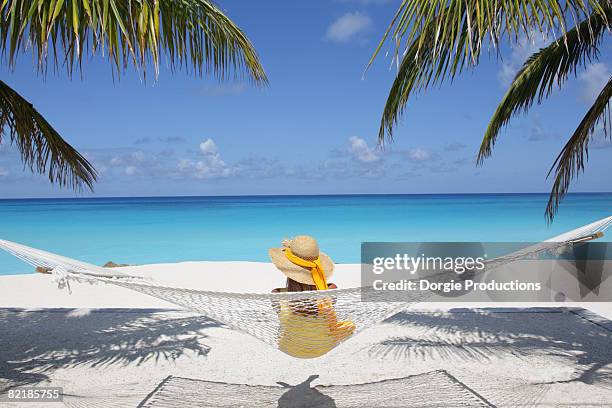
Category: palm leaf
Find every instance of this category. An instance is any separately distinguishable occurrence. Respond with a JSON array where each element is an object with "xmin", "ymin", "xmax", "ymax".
[
  {"xmin": 0, "ymin": 80, "xmax": 97, "ymax": 190},
  {"xmin": 0, "ymin": 0, "xmax": 267, "ymax": 84},
  {"xmin": 0, "ymin": 0, "xmax": 266, "ymax": 192},
  {"xmin": 376, "ymin": 9, "xmax": 473, "ymax": 143},
  {"xmin": 478, "ymin": 5, "xmax": 611, "ymax": 164},
  {"xmin": 545, "ymin": 77, "xmax": 612, "ymax": 221},
  {"xmin": 370, "ymin": 0, "xmax": 607, "ymax": 141}
]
